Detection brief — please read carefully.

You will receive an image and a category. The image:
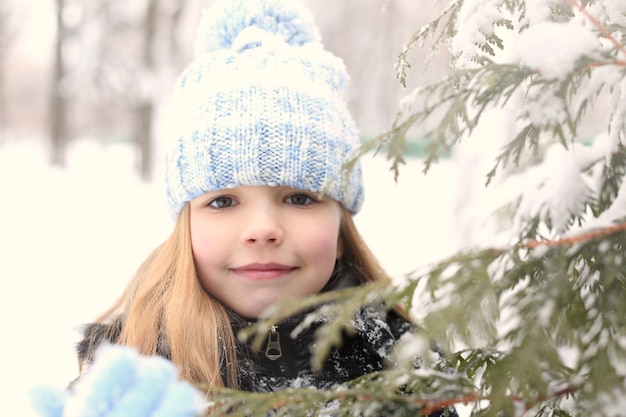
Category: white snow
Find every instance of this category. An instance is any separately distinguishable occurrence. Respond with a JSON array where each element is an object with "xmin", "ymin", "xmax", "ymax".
[
  {"xmin": 0, "ymin": 140, "xmax": 172, "ymax": 416},
  {"xmin": 601, "ymin": 0, "xmax": 626, "ymax": 26},
  {"xmin": 510, "ymin": 21, "xmax": 599, "ymax": 80},
  {"xmin": 517, "ymin": 143, "xmax": 590, "ymax": 234},
  {"xmin": 520, "ymin": 0, "xmax": 553, "ymax": 26}
]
